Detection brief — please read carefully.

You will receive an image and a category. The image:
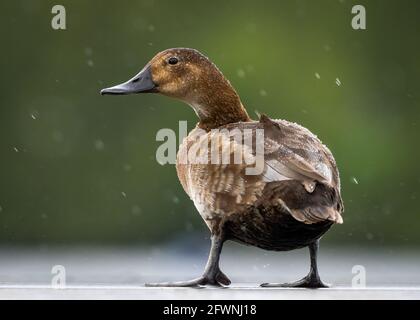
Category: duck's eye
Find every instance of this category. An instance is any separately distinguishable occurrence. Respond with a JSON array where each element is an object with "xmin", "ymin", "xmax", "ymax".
[{"xmin": 168, "ymin": 57, "xmax": 179, "ymax": 65}]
